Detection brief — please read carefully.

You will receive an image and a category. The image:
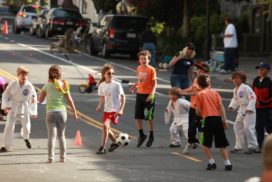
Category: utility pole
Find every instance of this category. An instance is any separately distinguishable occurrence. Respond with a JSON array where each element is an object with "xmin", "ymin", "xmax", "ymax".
[{"xmin": 205, "ymin": 0, "xmax": 210, "ymax": 59}]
